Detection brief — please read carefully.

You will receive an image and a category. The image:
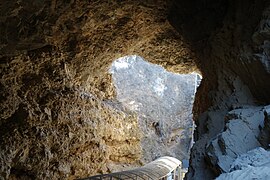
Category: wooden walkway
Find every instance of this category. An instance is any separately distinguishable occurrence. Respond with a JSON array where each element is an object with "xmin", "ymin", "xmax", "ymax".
[{"xmin": 81, "ymin": 156, "xmax": 185, "ymax": 180}]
